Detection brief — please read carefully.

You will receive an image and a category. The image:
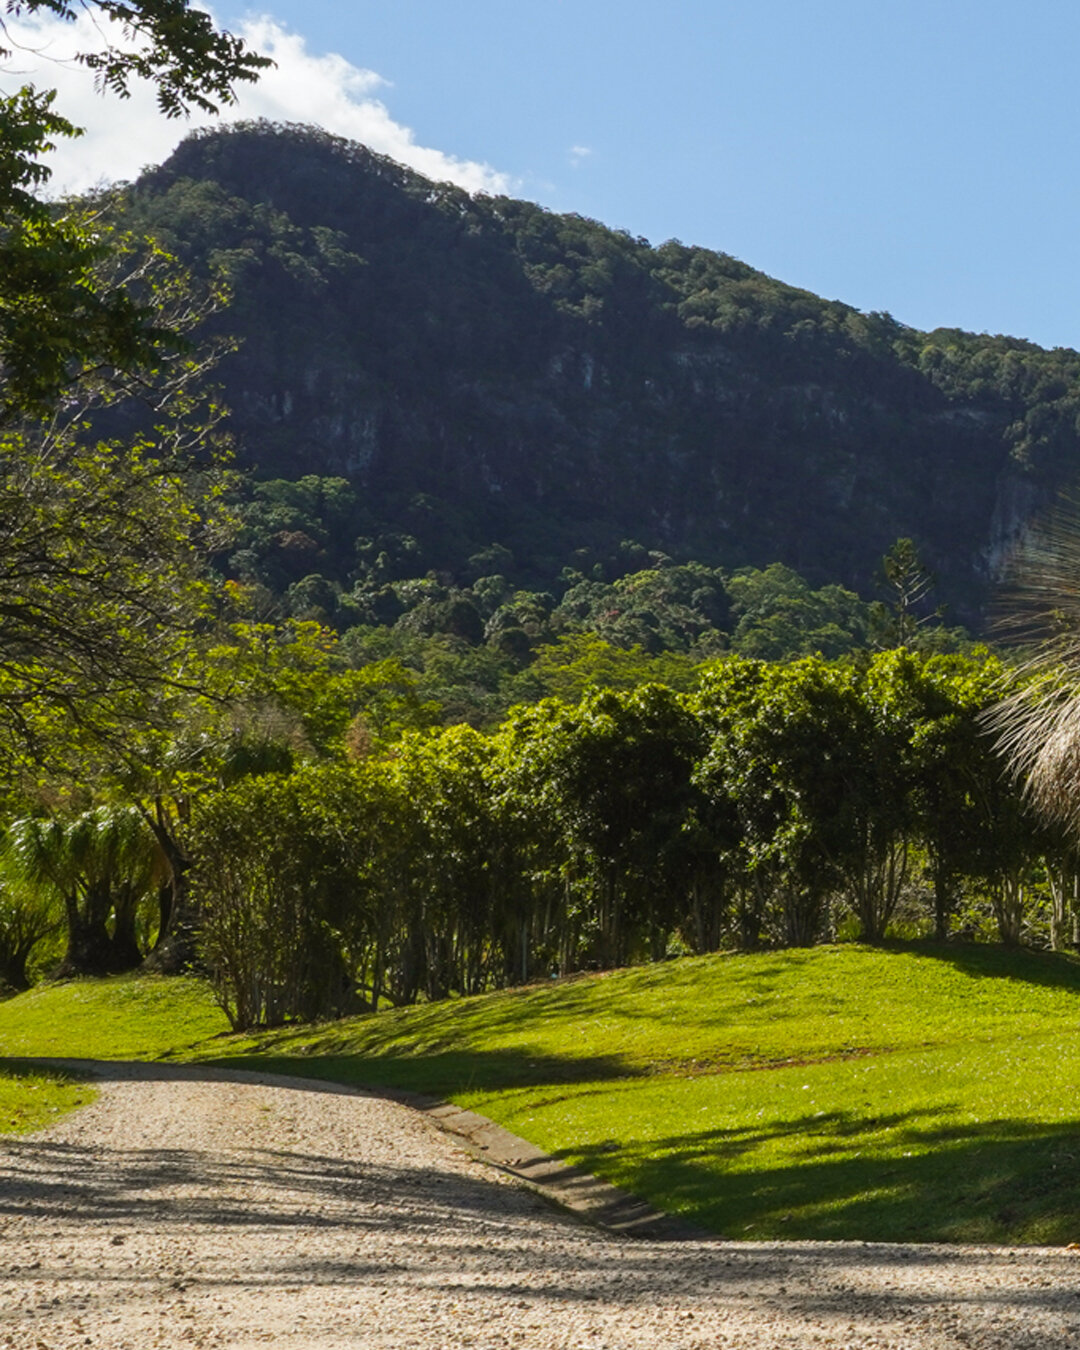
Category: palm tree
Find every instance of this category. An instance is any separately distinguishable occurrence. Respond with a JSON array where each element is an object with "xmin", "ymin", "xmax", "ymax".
[
  {"xmin": 985, "ymin": 494, "xmax": 1080, "ymax": 838},
  {"xmin": 7, "ymin": 807, "xmax": 163, "ymax": 976}
]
